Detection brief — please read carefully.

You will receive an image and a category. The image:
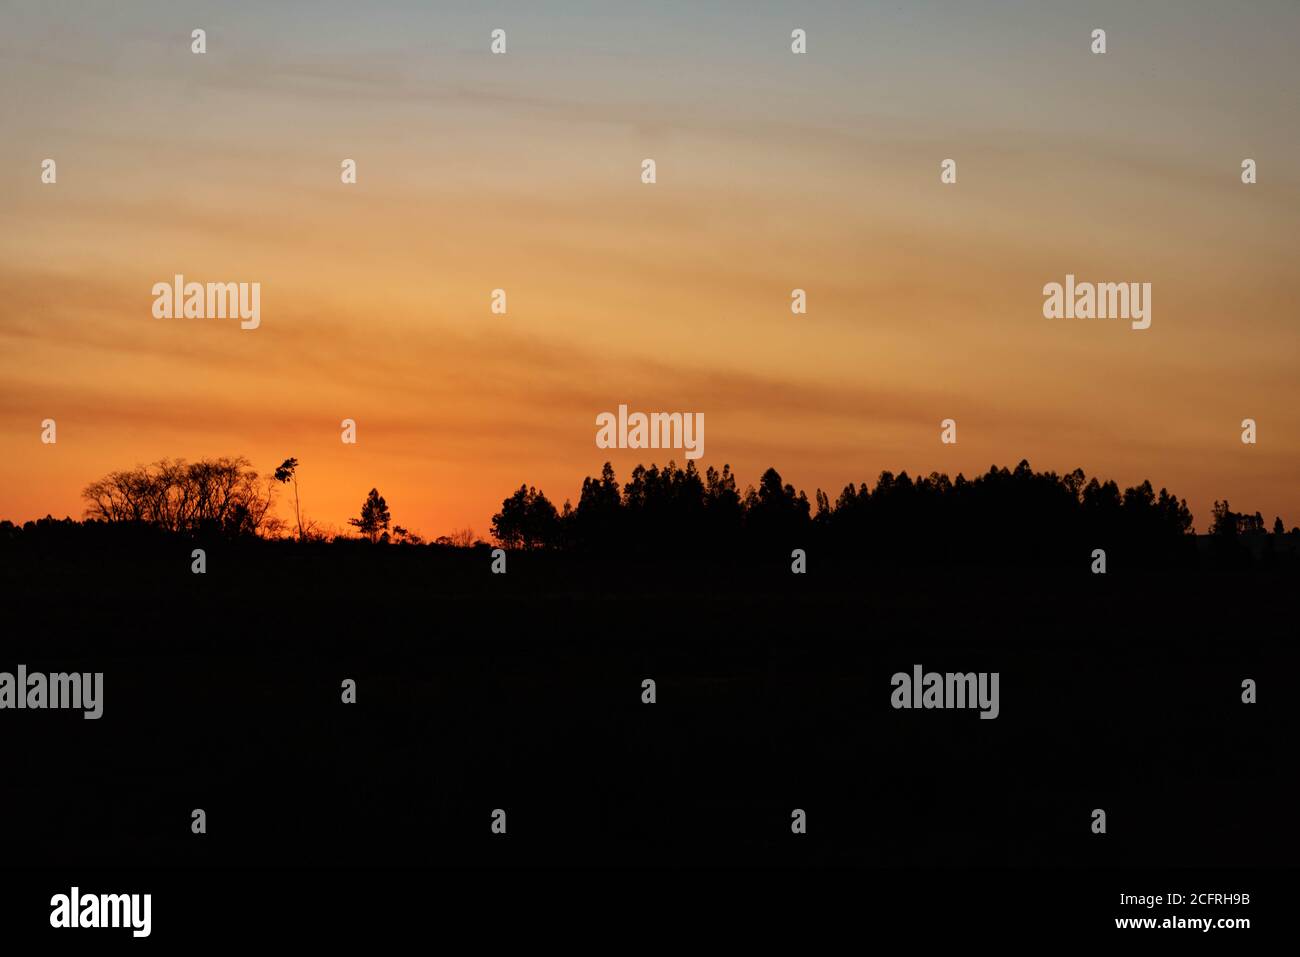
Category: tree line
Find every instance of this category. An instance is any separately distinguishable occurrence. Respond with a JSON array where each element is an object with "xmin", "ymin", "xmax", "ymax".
[
  {"xmin": 0, "ymin": 454, "xmax": 1288, "ymax": 569},
  {"xmin": 492, "ymin": 460, "xmax": 1298, "ymax": 567}
]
